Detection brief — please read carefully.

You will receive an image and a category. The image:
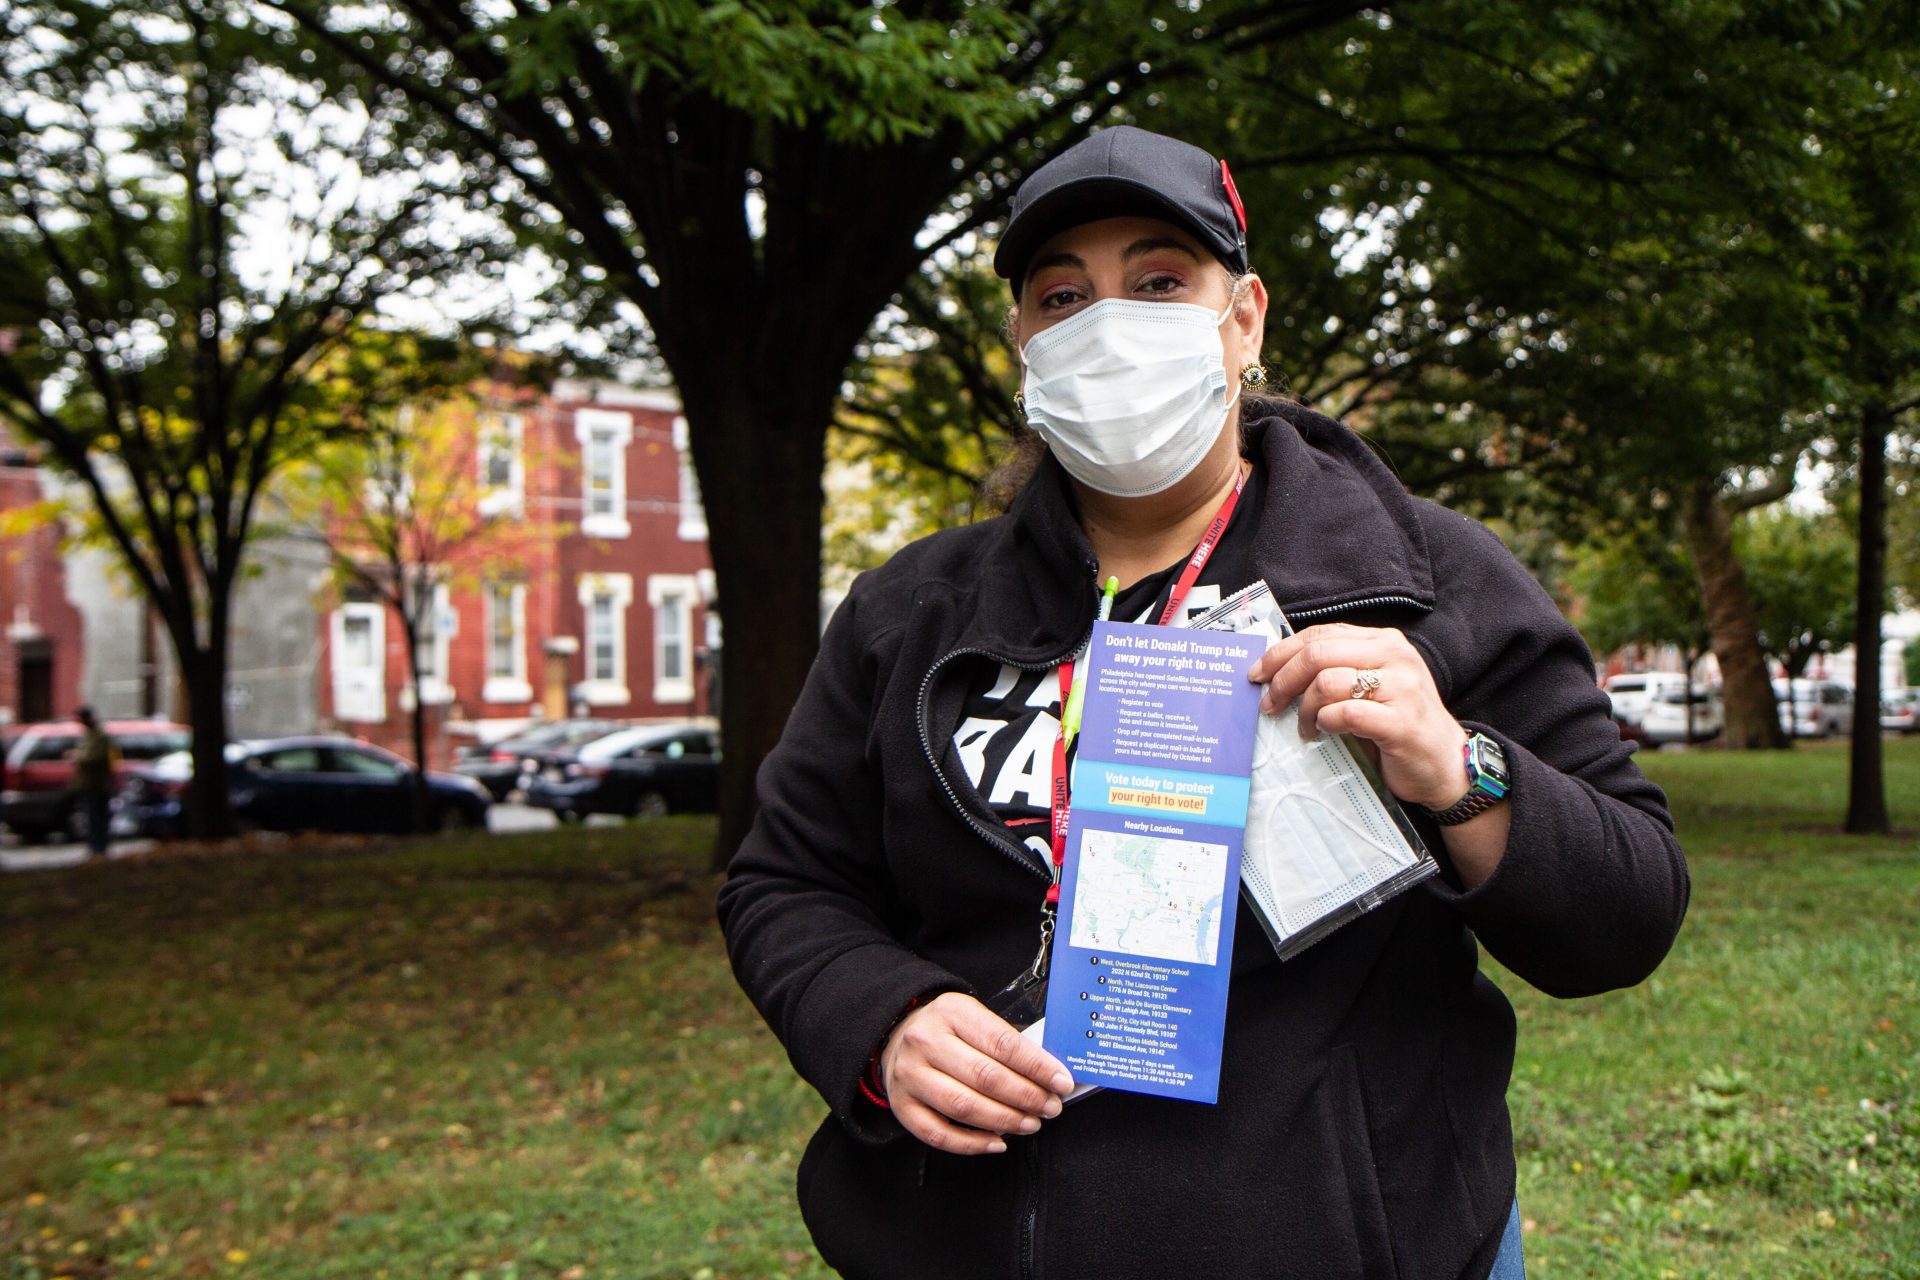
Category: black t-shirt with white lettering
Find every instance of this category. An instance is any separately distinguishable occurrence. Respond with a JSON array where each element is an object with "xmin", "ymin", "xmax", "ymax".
[{"xmin": 951, "ymin": 462, "xmax": 1266, "ymax": 859}]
